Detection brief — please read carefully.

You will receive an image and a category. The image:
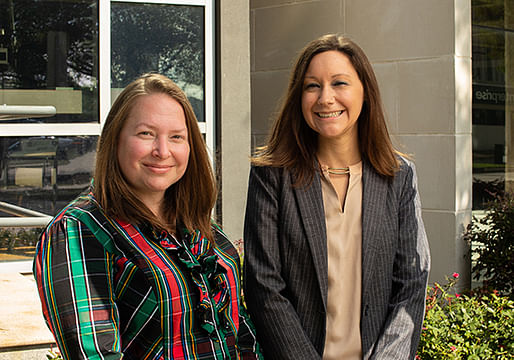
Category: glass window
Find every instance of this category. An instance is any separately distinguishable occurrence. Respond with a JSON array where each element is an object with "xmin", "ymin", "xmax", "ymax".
[
  {"xmin": 0, "ymin": 136, "xmax": 98, "ymax": 215},
  {"xmin": 0, "ymin": 0, "xmax": 99, "ymax": 124},
  {"xmin": 0, "ymin": 135, "xmax": 97, "ymax": 261},
  {"xmin": 472, "ymin": 0, "xmax": 514, "ymax": 209},
  {"xmin": 111, "ymin": 3, "xmax": 205, "ymax": 122},
  {"xmin": 0, "ymin": 226, "xmax": 42, "ymax": 262},
  {"xmin": 0, "ymin": 0, "xmax": 214, "ymax": 256}
]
